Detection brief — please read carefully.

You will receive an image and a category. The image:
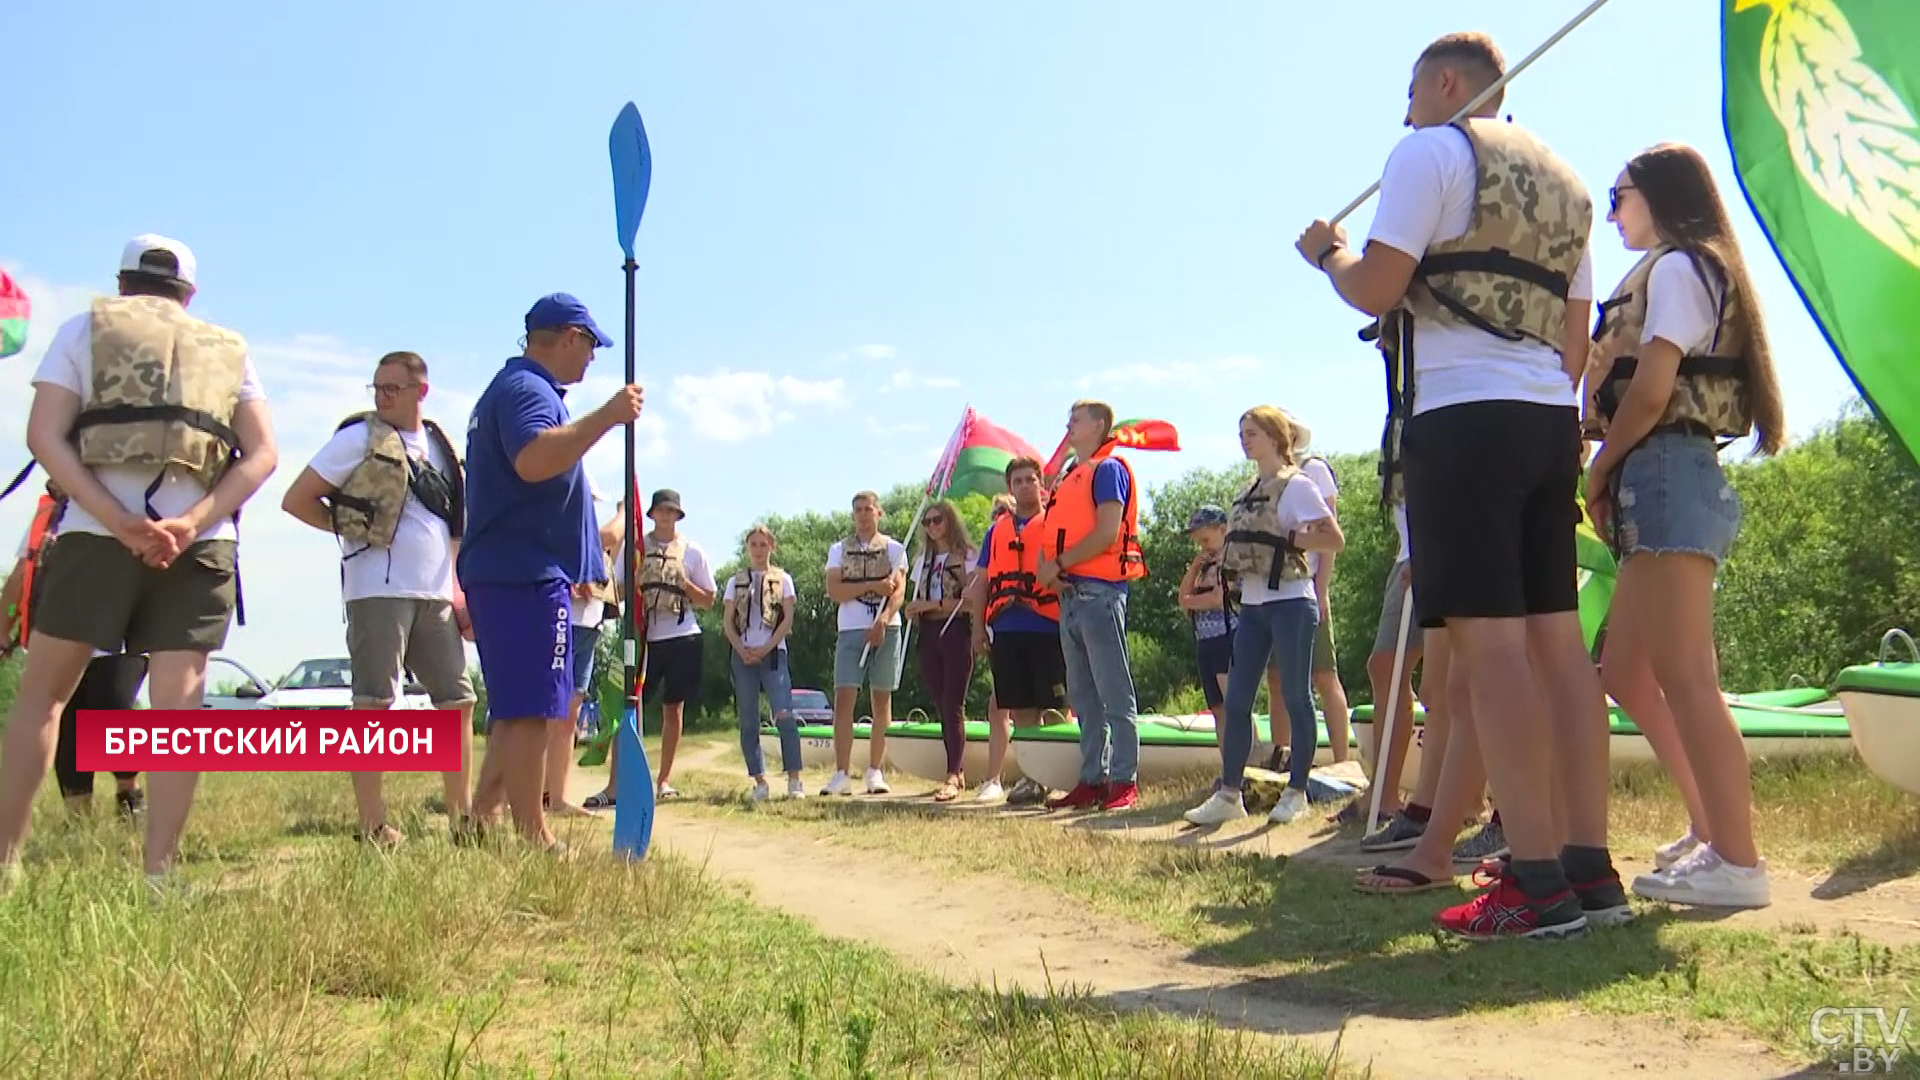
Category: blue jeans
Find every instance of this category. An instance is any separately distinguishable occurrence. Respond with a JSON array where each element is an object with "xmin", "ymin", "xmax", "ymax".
[
  {"xmin": 1223, "ymin": 598, "xmax": 1318, "ymax": 792},
  {"xmin": 1059, "ymin": 579, "xmax": 1139, "ymax": 785},
  {"xmin": 733, "ymin": 648, "xmax": 799, "ymax": 778}
]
